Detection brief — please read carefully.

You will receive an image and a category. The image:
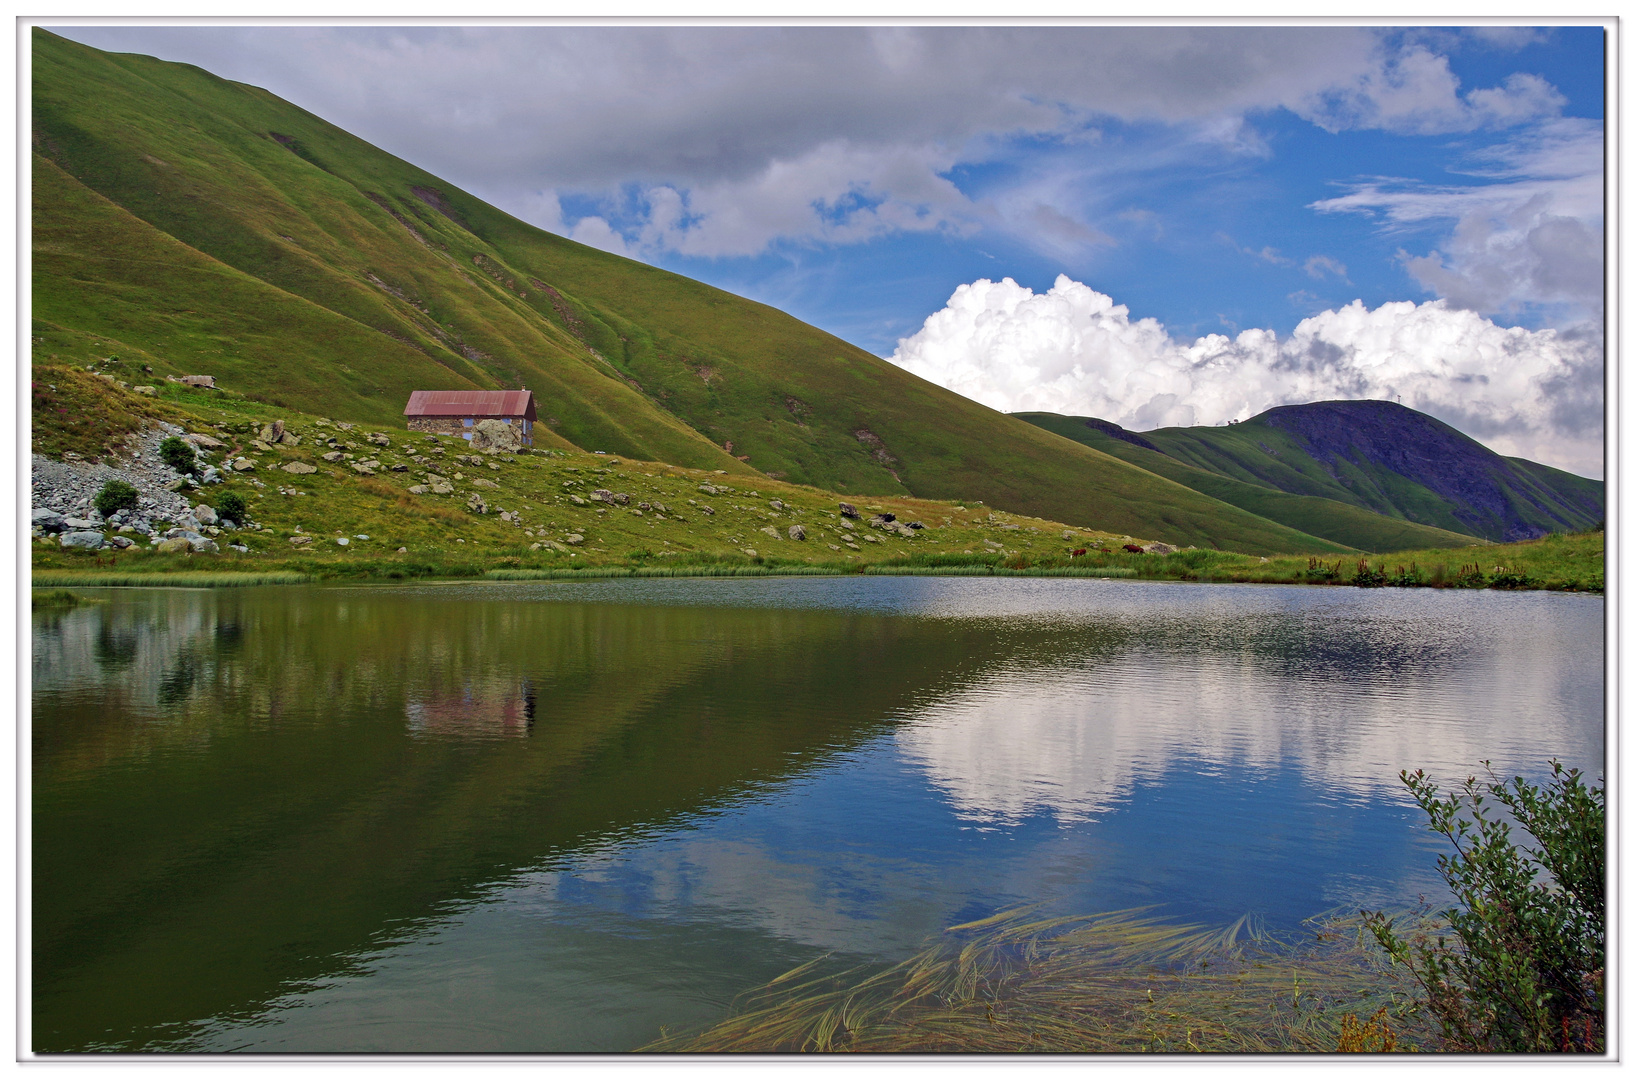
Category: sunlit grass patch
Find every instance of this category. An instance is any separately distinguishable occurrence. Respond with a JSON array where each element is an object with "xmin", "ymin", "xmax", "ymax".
[{"xmin": 645, "ymin": 907, "xmax": 1432, "ymax": 1054}]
